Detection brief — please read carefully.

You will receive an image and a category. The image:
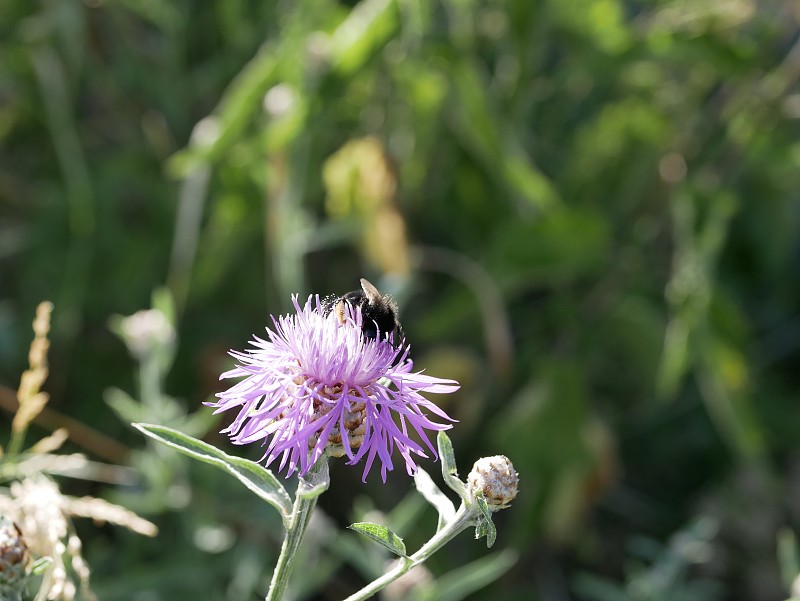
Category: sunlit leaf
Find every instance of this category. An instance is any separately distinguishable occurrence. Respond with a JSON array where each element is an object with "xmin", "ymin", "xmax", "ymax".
[
  {"xmin": 473, "ymin": 493, "xmax": 496, "ymax": 548},
  {"xmin": 133, "ymin": 423, "xmax": 292, "ymax": 521},
  {"xmin": 30, "ymin": 556, "xmax": 53, "ymax": 575},
  {"xmin": 348, "ymin": 522, "xmax": 408, "ymax": 558},
  {"xmin": 438, "ymin": 432, "xmax": 467, "ymax": 501},
  {"xmin": 329, "ymin": 0, "xmax": 398, "ymax": 75}
]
